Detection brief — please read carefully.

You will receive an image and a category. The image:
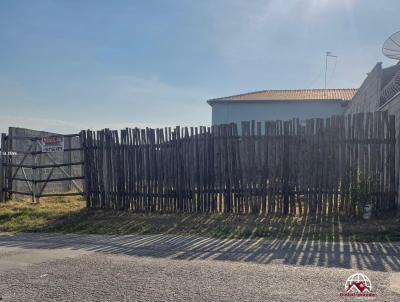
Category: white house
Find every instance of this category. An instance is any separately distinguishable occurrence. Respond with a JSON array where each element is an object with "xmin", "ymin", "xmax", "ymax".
[{"xmin": 208, "ymin": 89, "xmax": 357, "ymax": 126}]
